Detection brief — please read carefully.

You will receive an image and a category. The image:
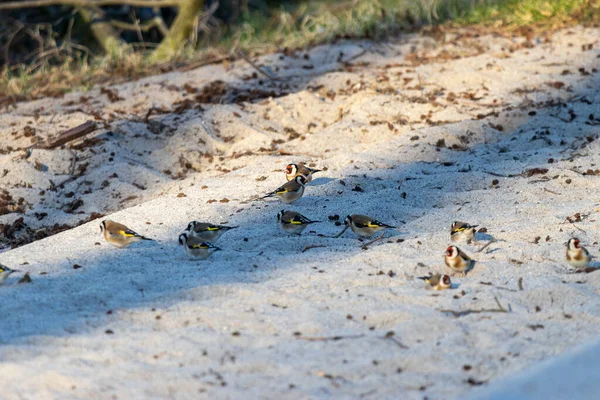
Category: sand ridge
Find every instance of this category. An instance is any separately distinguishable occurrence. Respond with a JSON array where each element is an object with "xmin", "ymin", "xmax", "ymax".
[{"xmin": 0, "ymin": 25, "xmax": 600, "ymax": 399}]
